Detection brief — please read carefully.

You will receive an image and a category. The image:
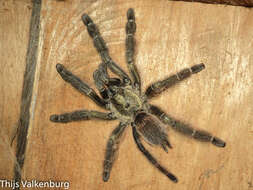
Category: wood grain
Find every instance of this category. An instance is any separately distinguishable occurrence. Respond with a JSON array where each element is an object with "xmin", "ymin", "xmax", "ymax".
[
  {"xmin": 1, "ymin": 0, "xmax": 253, "ymax": 189},
  {"xmin": 0, "ymin": 0, "xmax": 32, "ymax": 180}
]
